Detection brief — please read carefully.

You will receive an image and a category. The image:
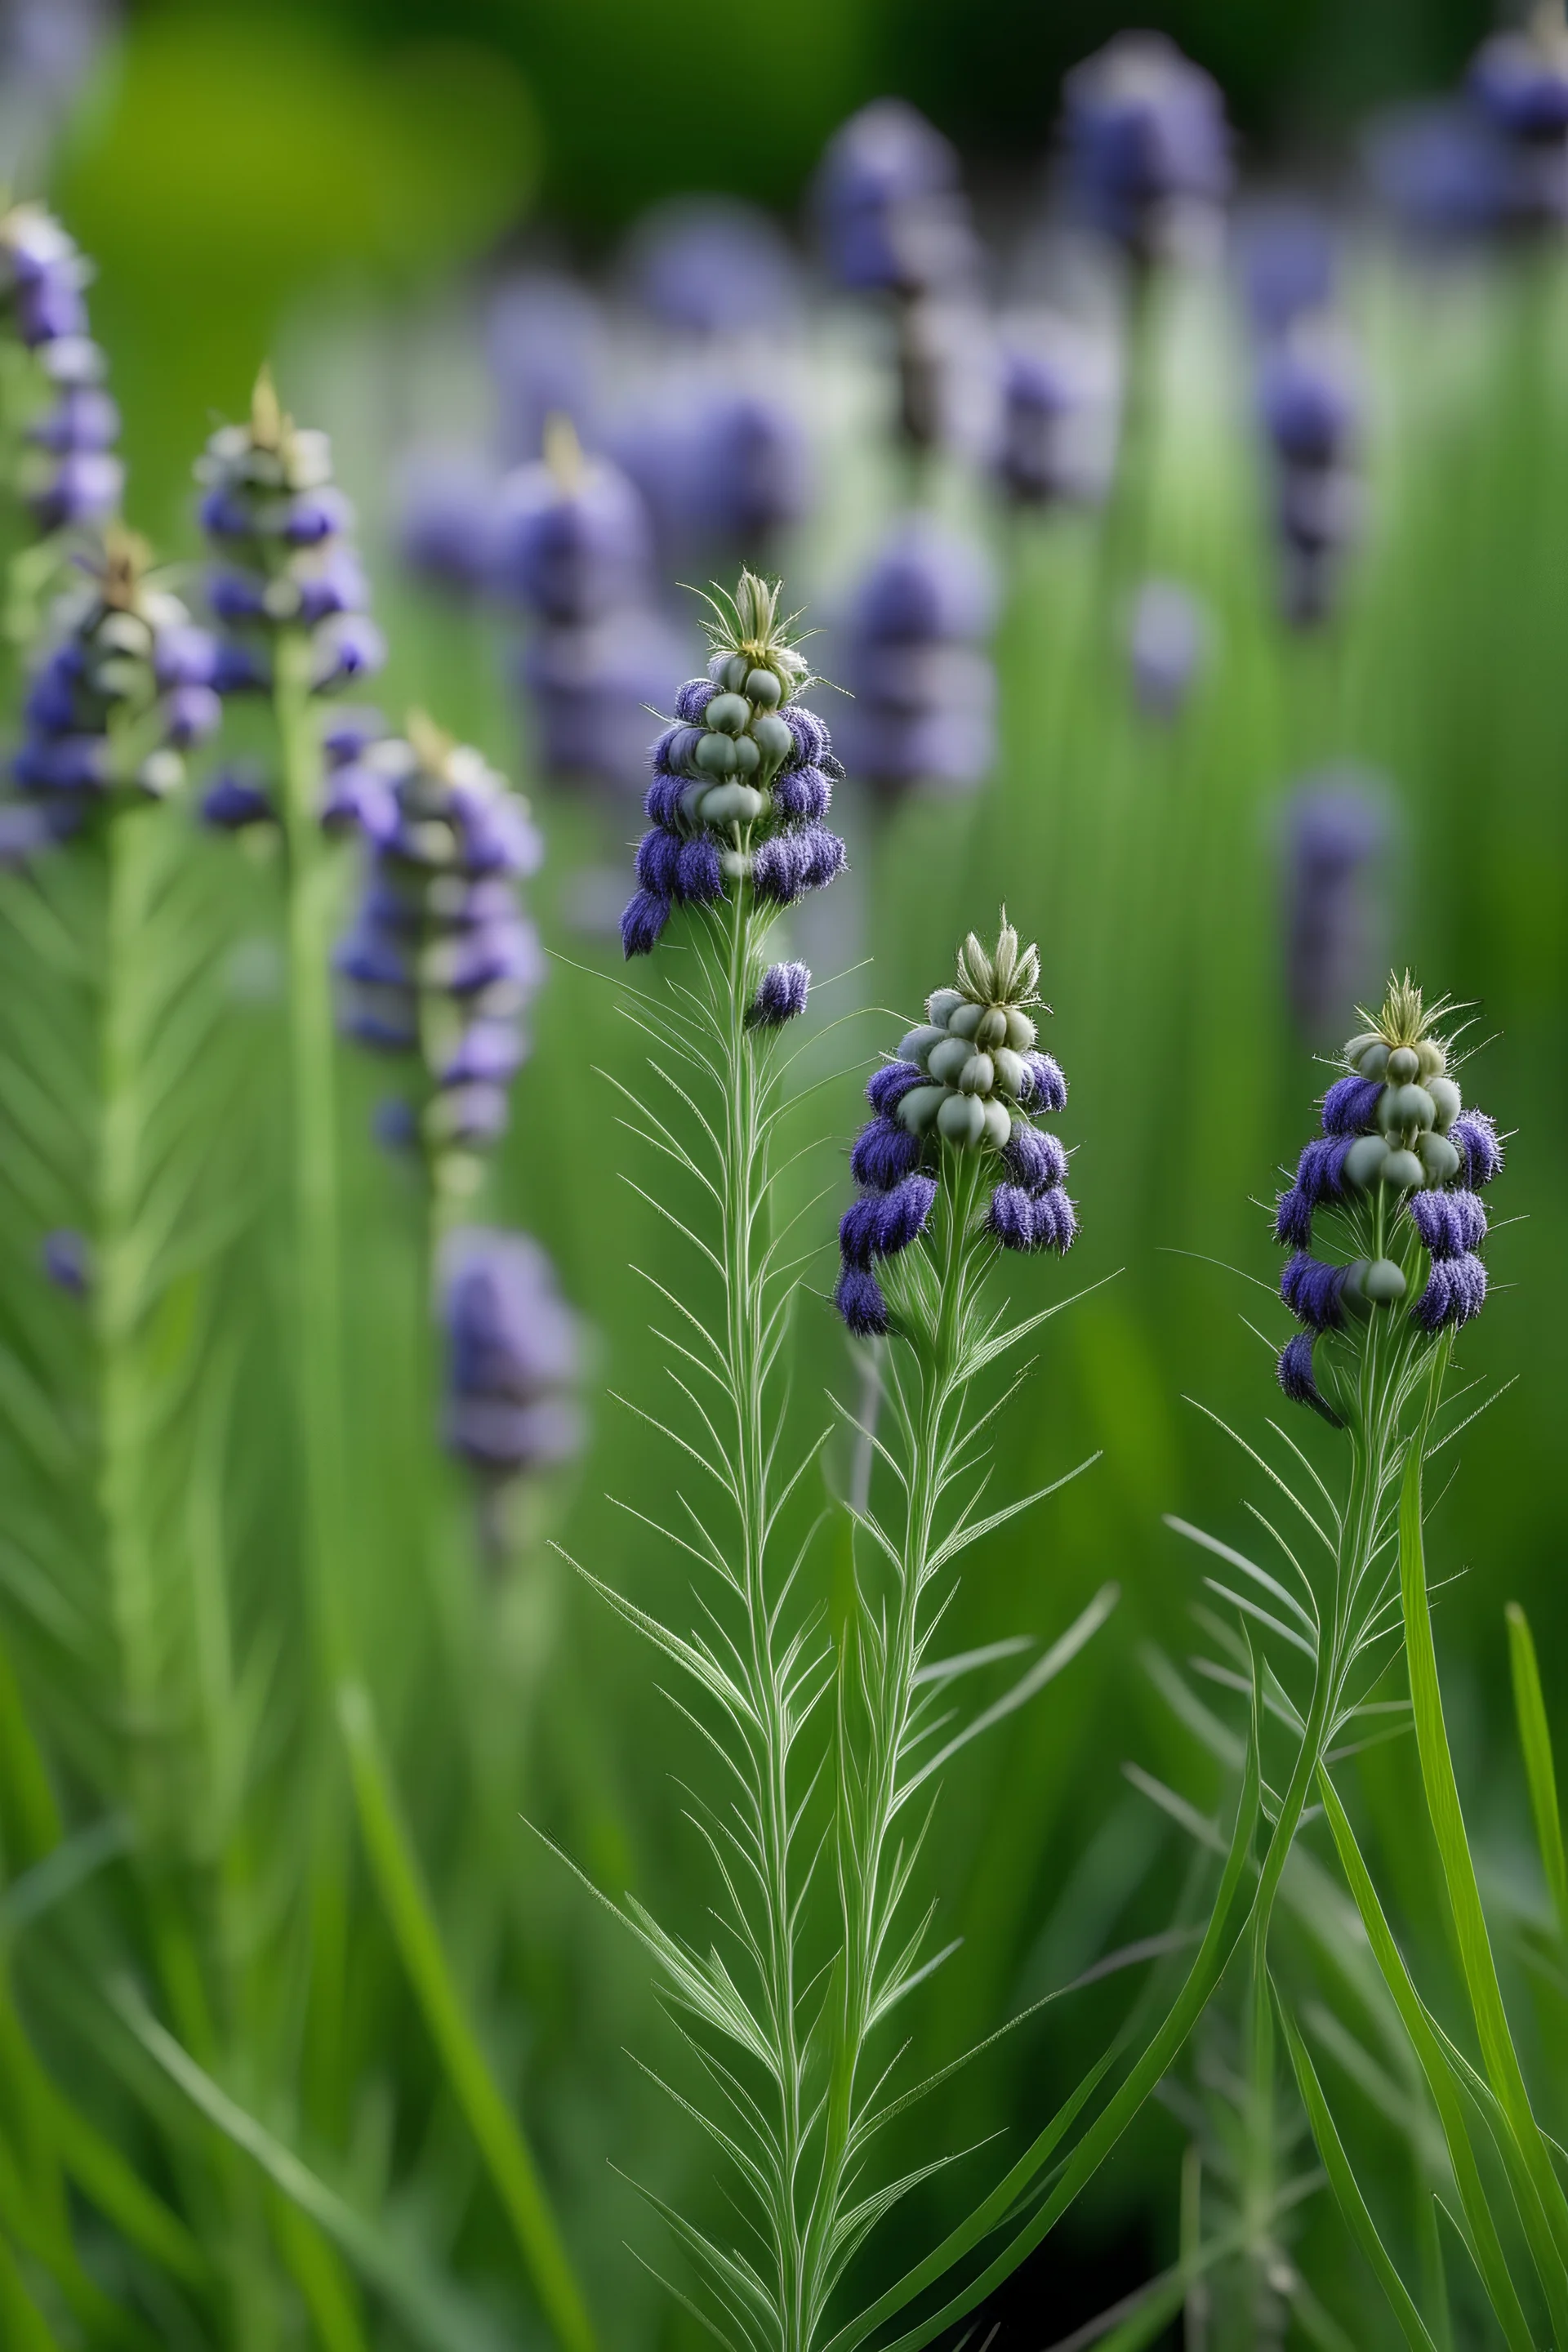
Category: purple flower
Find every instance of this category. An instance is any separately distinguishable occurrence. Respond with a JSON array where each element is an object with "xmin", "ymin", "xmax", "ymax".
[
  {"xmin": 866, "ymin": 1061, "xmax": 924, "ymax": 1116},
  {"xmin": 747, "ymin": 960, "xmax": 810, "ymax": 1028},
  {"xmin": 1035, "ymin": 1188, "xmax": 1078, "ymax": 1252},
  {"xmin": 1408, "ymin": 1187, "xmax": 1487, "ymax": 1259},
  {"xmin": 28, "ymin": 448, "xmax": 122, "ymax": 530},
  {"xmin": 621, "ymin": 888, "xmax": 670, "ymax": 958},
  {"xmin": 486, "ymin": 272, "xmax": 603, "ymax": 466},
  {"xmin": 1471, "ymin": 24, "xmax": 1568, "ymax": 146},
  {"xmin": 41, "ymin": 1227, "xmax": 90, "ymax": 1295},
  {"xmin": 839, "ymin": 518, "xmax": 996, "ymax": 799},
  {"xmin": 814, "ymin": 100, "xmax": 978, "ymax": 296},
  {"xmin": 1018, "ymin": 1053, "xmax": 1067, "ymax": 1113},
  {"xmin": 396, "ymin": 447, "xmax": 499, "ymax": 595},
  {"xmin": 441, "ymin": 1227, "xmax": 583, "ymax": 1476},
  {"xmin": 987, "ymin": 1183, "xmax": 1038, "ymax": 1252},
  {"xmin": 201, "ymin": 772, "xmax": 274, "ymax": 830},
  {"xmin": 1239, "ymin": 203, "xmax": 1336, "ymax": 336},
  {"xmin": 1274, "ymin": 1186, "xmax": 1313, "ymax": 1250},
  {"xmin": 1450, "ymin": 1110, "xmax": 1503, "ymax": 1188},
  {"xmin": 163, "ymin": 684, "xmax": 222, "ymax": 750},
  {"xmin": 1062, "ymin": 32, "xmax": 1232, "ymax": 261},
  {"xmin": 1414, "ymin": 1251, "xmax": 1489, "ymax": 1333},
  {"xmin": 772, "ymin": 765, "xmax": 831, "ymax": 822},
  {"xmin": 996, "ymin": 318, "xmax": 1116, "ymax": 508},
  {"xmin": 1281, "ymin": 1250, "xmax": 1347, "ymax": 1331},
  {"xmin": 835, "ymin": 1263, "xmax": 889, "ymax": 1336},
  {"xmin": 1277, "ymin": 1329, "xmax": 1342, "ymax": 1424},
  {"xmin": 1283, "ymin": 776, "xmax": 1388, "ymax": 1041},
  {"xmin": 492, "ymin": 449, "xmax": 651, "ymax": 624},
  {"xmin": 673, "ymin": 681, "xmax": 715, "ymax": 726},
  {"xmin": 1321, "ymin": 1073, "xmax": 1383, "ymax": 1136},
  {"xmin": 623, "ymin": 197, "xmax": 800, "ymax": 336},
  {"xmin": 850, "ymin": 1116, "xmax": 921, "ymax": 1190},
  {"xmin": 676, "ymin": 835, "xmax": 724, "ymax": 905},
  {"xmin": 839, "ymin": 1196, "xmax": 884, "ymax": 1272},
  {"xmin": 635, "ymin": 826, "xmax": 683, "ymax": 898},
  {"xmin": 1002, "ymin": 1123, "xmax": 1068, "ymax": 1193},
  {"xmin": 523, "ymin": 607, "xmax": 687, "ymax": 796},
  {"xmin": 872, "ymin": 1174, "xmax": 938, "ymax": 1254}
]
